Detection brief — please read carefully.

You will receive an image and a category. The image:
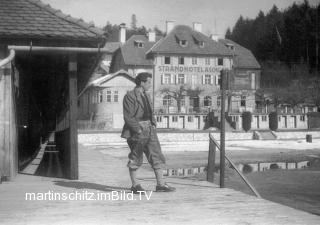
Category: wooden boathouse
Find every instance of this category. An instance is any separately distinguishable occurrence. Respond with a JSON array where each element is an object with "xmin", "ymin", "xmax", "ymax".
[{"xmin": 0, "ymin": 0, "xmax": 107, "ymax": 180}]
